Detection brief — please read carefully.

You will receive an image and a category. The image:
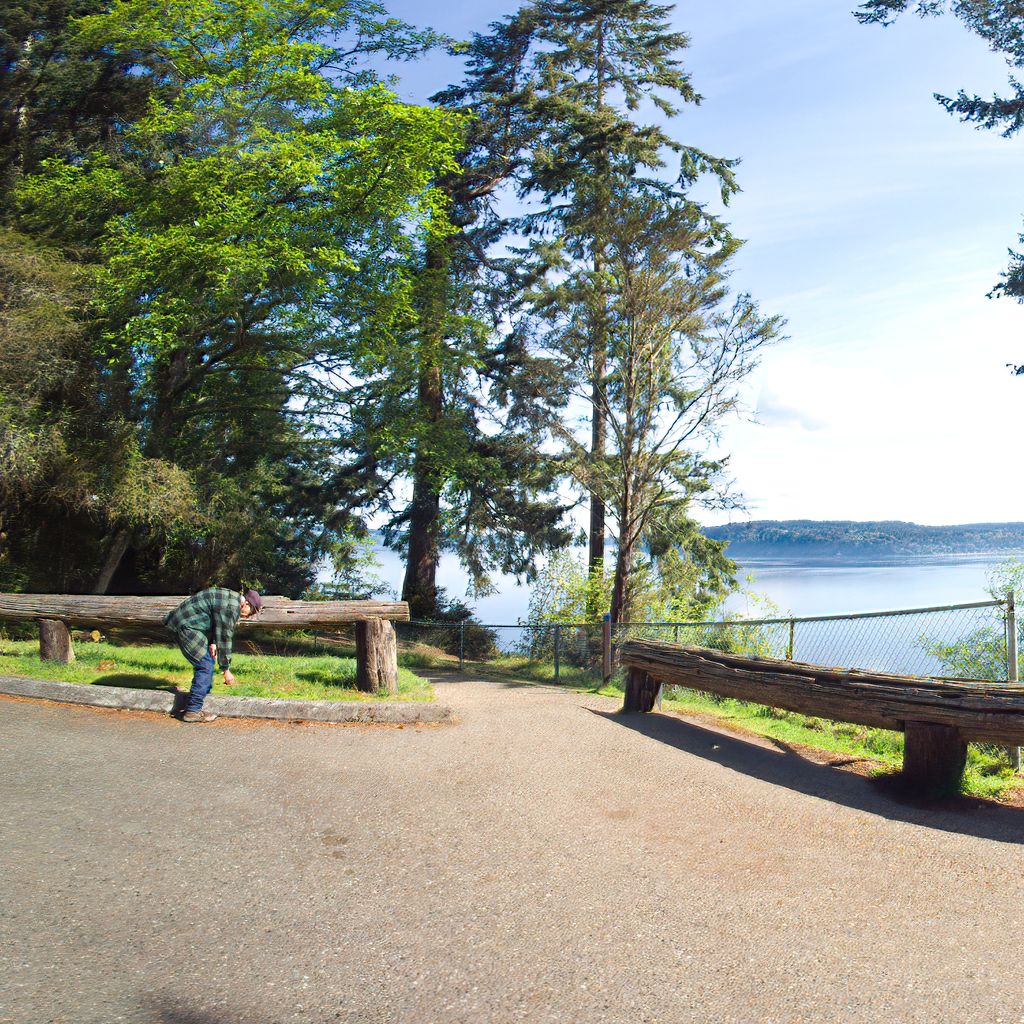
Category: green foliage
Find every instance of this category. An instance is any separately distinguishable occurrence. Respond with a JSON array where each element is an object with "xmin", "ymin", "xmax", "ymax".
[
  {"xmin": 3, "ymin": 0, "xmax": 468, "ymax": 594},
  {"xmin": 525, "ymin": 551, "xmax": 613, "ymax": 625}
]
